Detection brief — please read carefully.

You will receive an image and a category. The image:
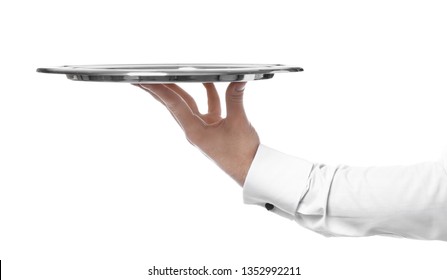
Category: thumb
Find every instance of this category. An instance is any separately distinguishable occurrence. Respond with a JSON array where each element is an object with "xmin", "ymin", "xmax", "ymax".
[{"xmin": 225, "ymin": 82, "xmax": 248, "ymax": 121}]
